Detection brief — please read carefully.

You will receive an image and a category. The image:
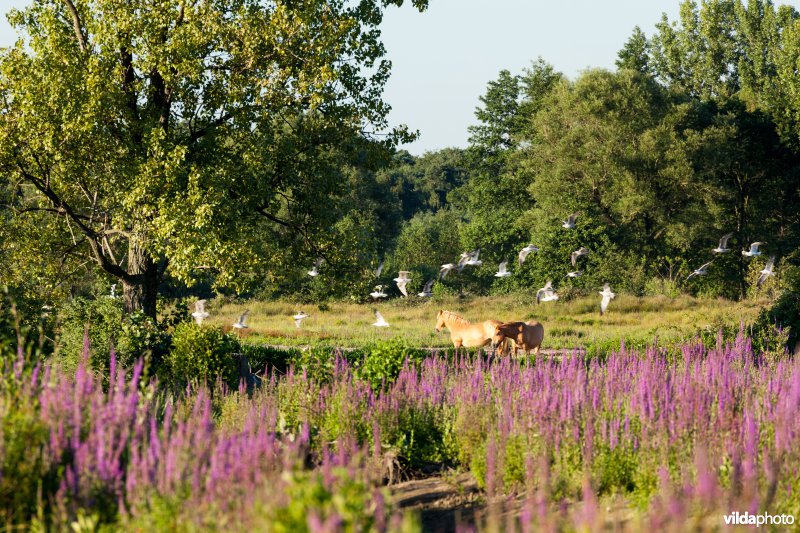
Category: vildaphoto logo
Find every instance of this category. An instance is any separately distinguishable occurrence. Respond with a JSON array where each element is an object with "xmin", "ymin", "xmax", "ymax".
[{"xmin": 723, "ymin": 511, "xmax": 795, "ymax": 527}]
